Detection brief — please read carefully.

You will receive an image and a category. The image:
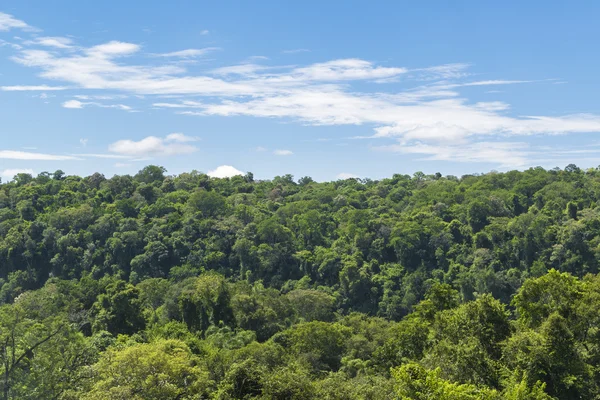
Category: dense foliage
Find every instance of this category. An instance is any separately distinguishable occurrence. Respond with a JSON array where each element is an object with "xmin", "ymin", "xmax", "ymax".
[{"xmin": 0, "ymin": 164, "xmax": 599, "ymax": 398}]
